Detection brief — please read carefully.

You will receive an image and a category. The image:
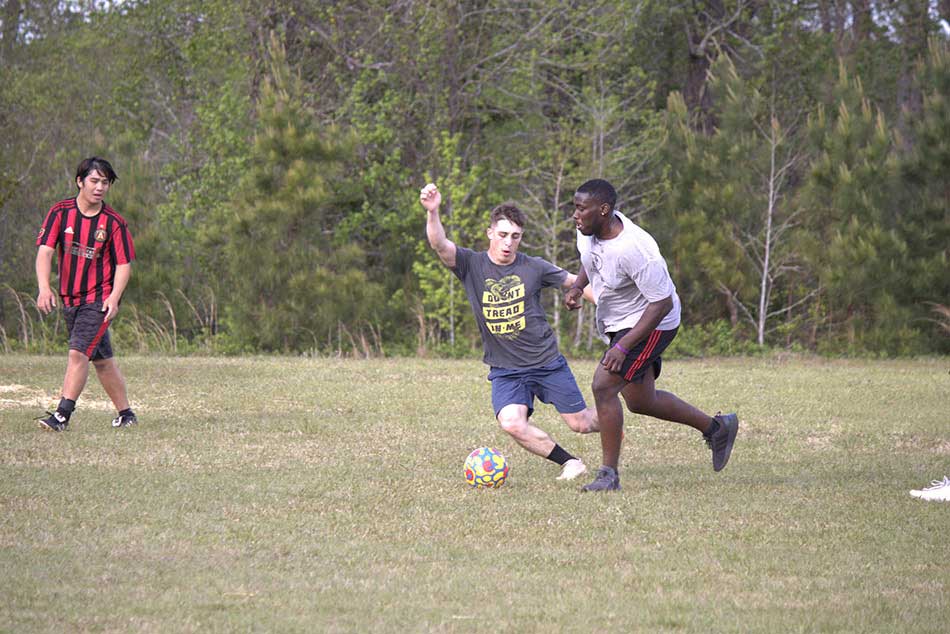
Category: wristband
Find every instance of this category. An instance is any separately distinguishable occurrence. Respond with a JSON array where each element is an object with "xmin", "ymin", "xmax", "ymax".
[{"xmin": 612, "ymin": 343, "xmax": 630, "ymax": 355}]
